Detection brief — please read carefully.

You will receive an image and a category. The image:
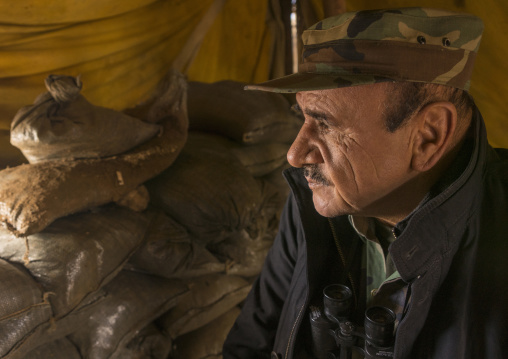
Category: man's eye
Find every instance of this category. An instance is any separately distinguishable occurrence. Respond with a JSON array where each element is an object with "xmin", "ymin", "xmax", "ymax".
[
  {"xmin": 291, "ymin": 103, "xmax": 302, "ymax": 115},
  {"xmin": 317, "ymin": 120, "xmax": 330, "ymax": 130}
]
